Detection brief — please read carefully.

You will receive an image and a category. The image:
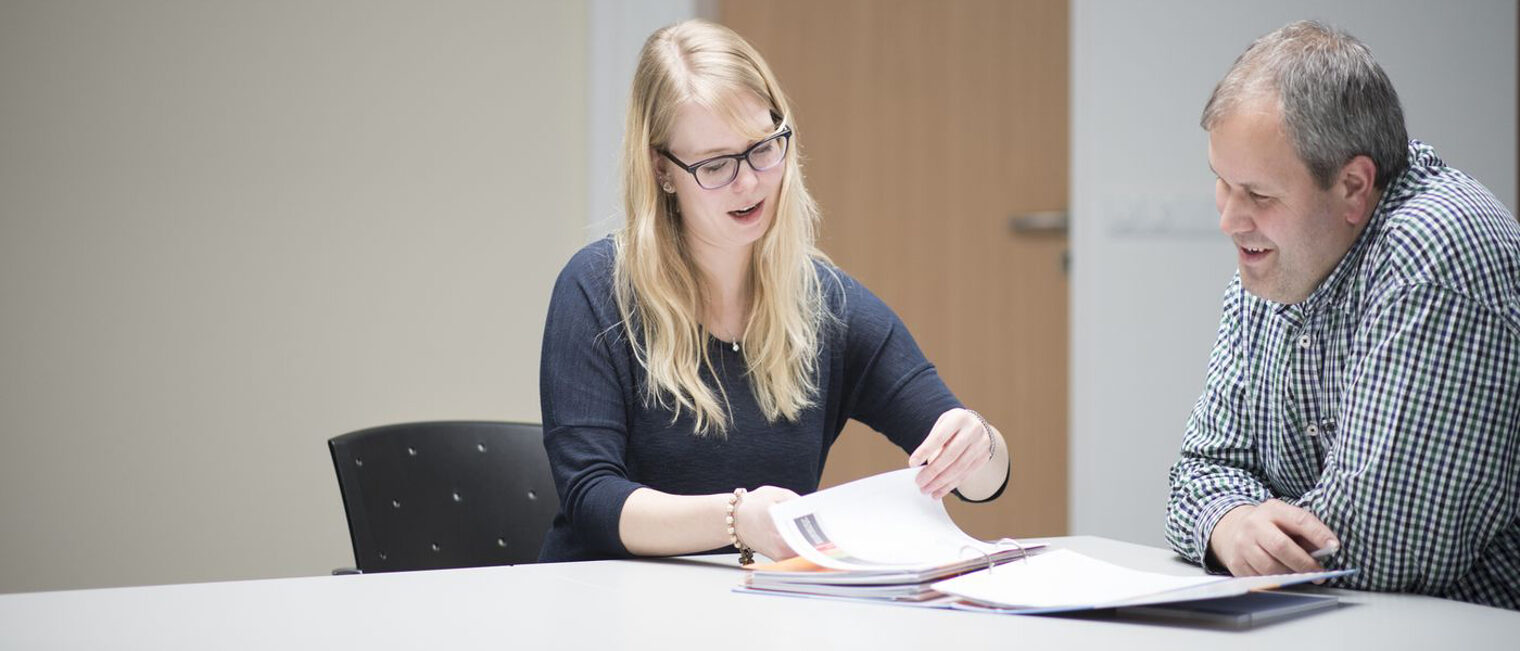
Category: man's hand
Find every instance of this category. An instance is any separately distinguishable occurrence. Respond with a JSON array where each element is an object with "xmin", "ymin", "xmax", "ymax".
[{"xmin": 1209, "ymin": 499, "xmax": 1340, "ymax": 575}]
